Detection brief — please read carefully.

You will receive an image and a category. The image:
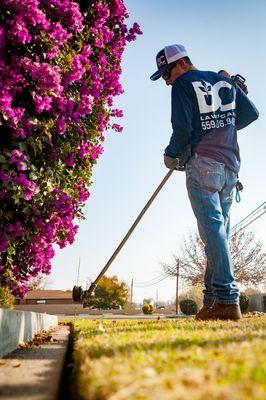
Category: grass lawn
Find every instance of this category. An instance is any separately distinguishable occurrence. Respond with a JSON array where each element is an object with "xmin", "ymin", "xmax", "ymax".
[{"xmin": 69, "ymin": 316, "xmax": 266, "ymax": 400}]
